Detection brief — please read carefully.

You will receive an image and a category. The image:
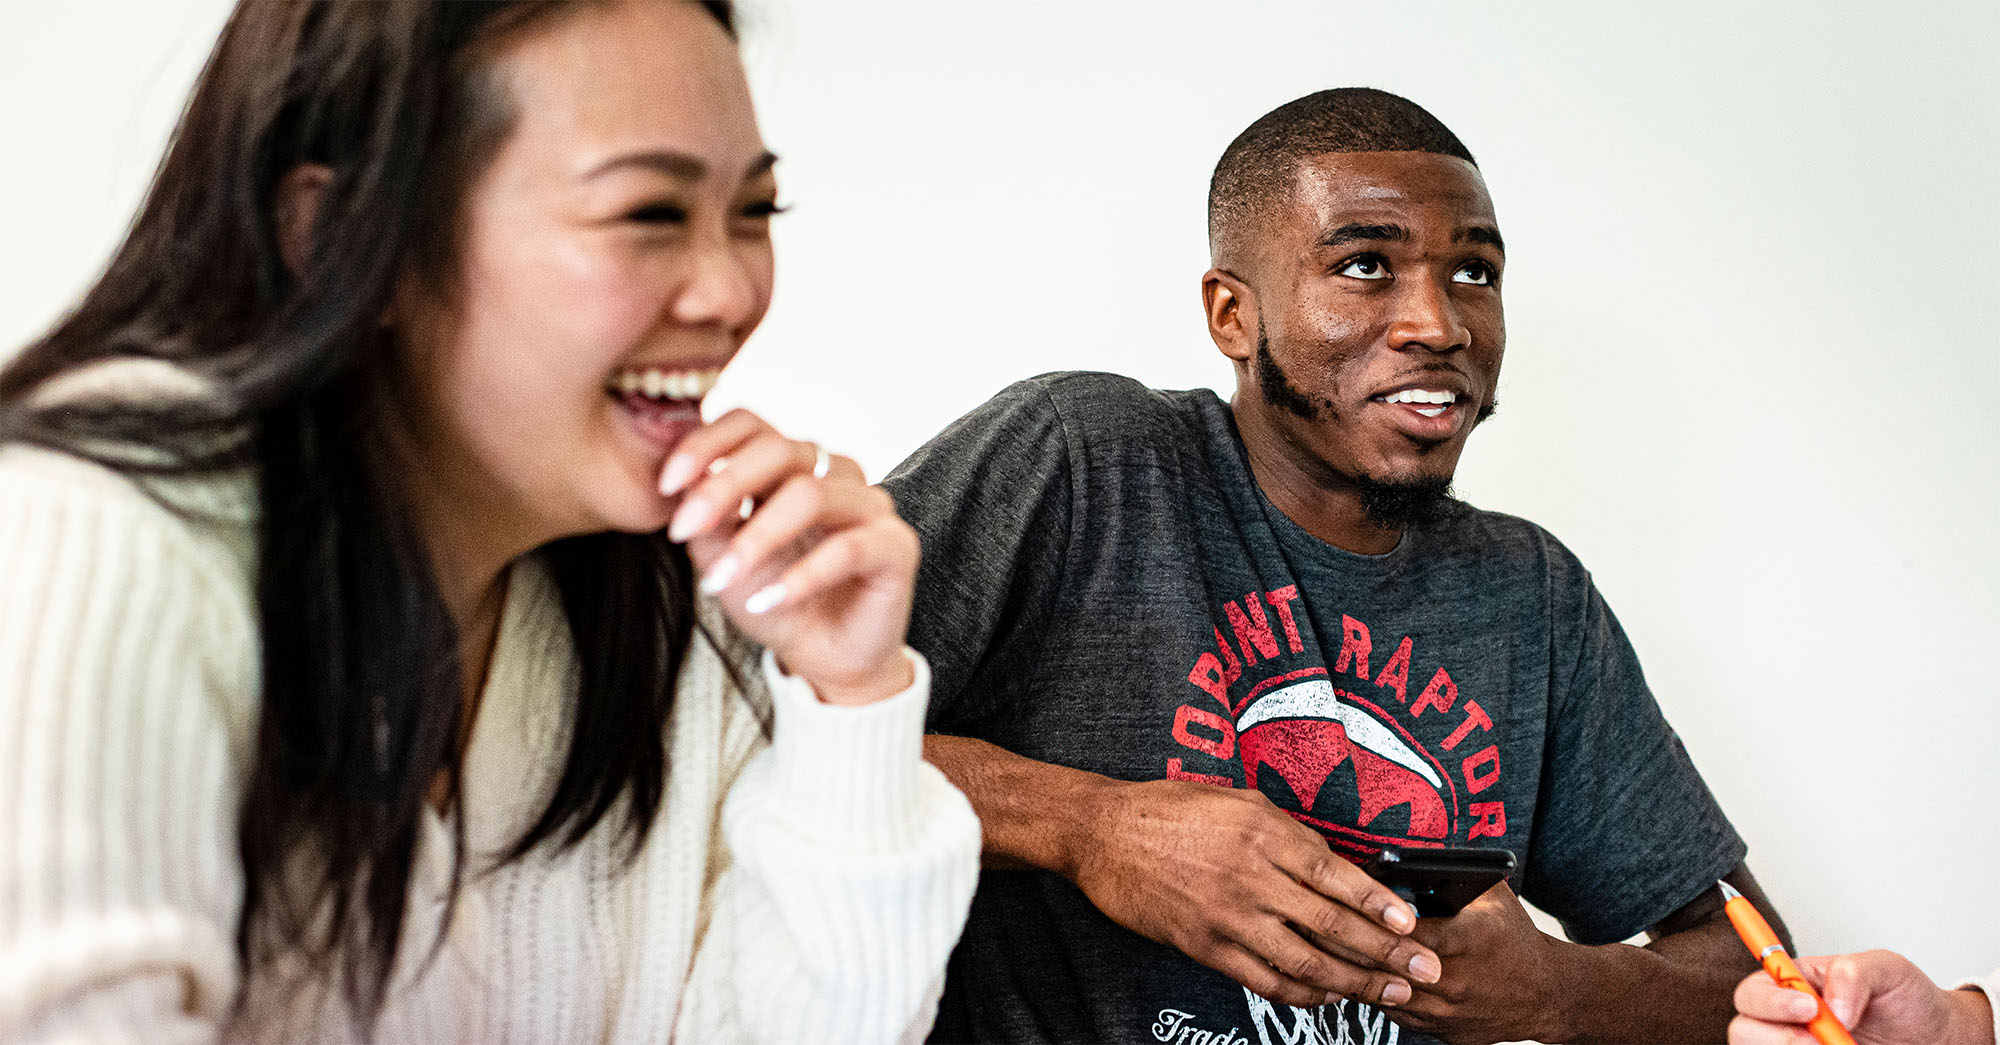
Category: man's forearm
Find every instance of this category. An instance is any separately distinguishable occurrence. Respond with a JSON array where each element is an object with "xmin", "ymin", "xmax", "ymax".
[
  {"xmin": 1542, "ymin": 914, "xmax": 1754, "ymax": 1042},
  {"xmin": 1535, "ymin": 865, "xmax": 1777, "ymax": 1042},
  {"xmin": 923, "ymin": 734, "xmax": 1116, "ymax": 874}
]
